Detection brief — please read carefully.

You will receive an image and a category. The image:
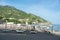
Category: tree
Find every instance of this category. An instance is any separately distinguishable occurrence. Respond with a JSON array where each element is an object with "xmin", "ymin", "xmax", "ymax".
[{"xmin": 0, "ymin": 15, "xmax": 3, "ymax": 19}]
